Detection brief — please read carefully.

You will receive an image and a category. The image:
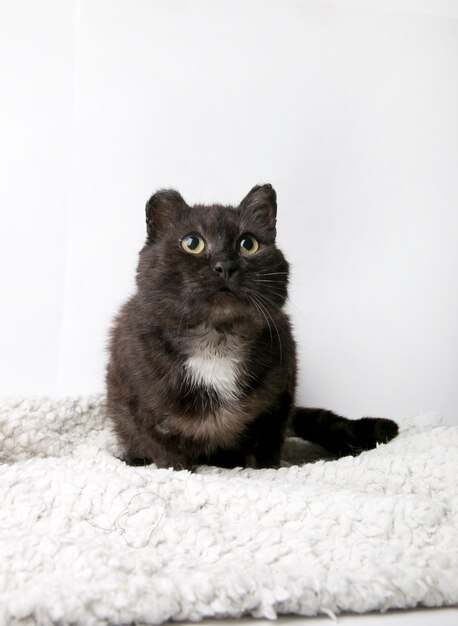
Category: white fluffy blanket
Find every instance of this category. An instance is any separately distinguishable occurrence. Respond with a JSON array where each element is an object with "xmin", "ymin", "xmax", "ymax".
[{"xmin": 0, "ymin": 396, "xmax": 457, "ymax": 626}]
